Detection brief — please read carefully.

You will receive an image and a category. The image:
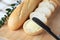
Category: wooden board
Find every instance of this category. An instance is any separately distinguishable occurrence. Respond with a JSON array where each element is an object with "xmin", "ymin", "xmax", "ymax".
[{"xmin": 0, "ymin": 2, "xmax": 60, "ymax": 40}]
